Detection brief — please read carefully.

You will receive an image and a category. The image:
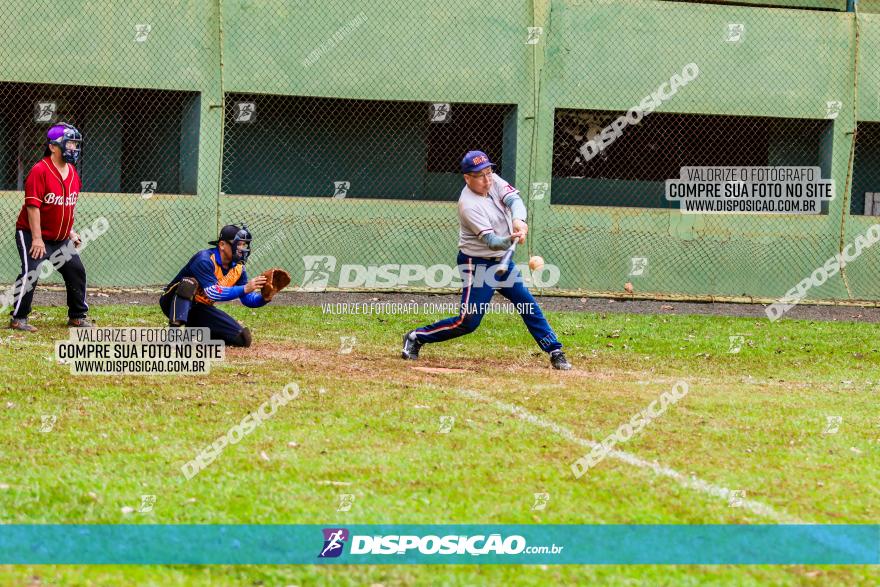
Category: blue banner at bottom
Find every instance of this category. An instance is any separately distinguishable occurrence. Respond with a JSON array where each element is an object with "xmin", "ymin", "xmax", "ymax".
[{"xmin": 0, "ymin": 525, "xmax": 877, "ymax": 564}]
